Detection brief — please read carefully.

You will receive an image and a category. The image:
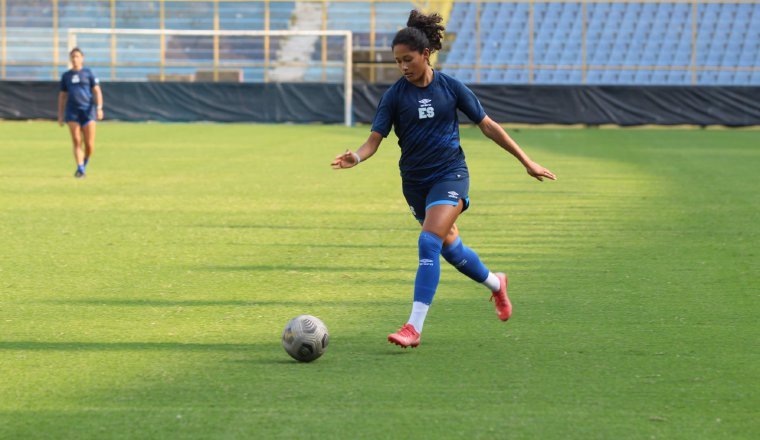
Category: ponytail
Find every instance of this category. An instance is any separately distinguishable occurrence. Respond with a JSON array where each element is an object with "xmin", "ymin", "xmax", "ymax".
[{"xmin": 392, "ymin": 10, "xmax": 445, "ymax": 53}]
